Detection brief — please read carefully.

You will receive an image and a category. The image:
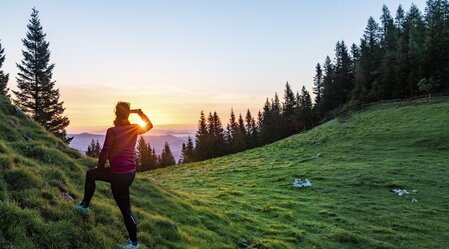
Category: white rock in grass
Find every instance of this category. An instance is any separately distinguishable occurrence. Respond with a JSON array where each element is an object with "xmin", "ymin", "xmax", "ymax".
[
  {"xmin": 391, "ymin": 189, "xmax": 410, "ymax": 196},
  {"xmin": 293, "ymin": 179, "xmax": 312, "ymax": 188}
]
